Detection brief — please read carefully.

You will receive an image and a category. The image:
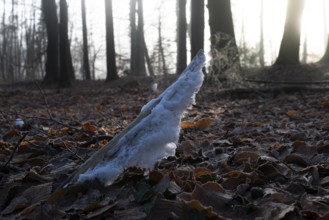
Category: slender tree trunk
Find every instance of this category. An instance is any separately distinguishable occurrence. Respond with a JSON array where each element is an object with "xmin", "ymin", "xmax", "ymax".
[
  {"xmin": 190, "ymin": 0, "xmax": 204, "ymax": 59},
  {"xmin": 319, "ymin": 35, "xmax": 329, "ymax": 64},
  {"xmin": 259, "ymin": 0, "xmax": 265, "ymax": 67},
  {"xmin": 130, "ymin": 0, "xmax": 137, "ymax": 76},
  {"xmin": 81, "ymin": 0, "xmax": 91, "ymax": 80},
  {"xmin": 1, "ymin": 0, "xmax": 7, "ymax": 80},
  {"xmin": 144, "ymin": 38, "xmax": 154, "ymax": 76},
  {"xmin": 59, "ymin": 0, "xmax": 75, "ymax": 87},
  {"xmin": 176, "ymin": 0, "xmax": 187, "ymax": 74},
  {"xmin": 136, "ymin": 0, "xmax": 147, "ymax": 76},
  {"xmin": 302, "ymin": 35, "xmax": 307, "ymax": 63},
  {"xmin": 158, "ymin": 14, "xmax": 167, "ymax": 75},
  {"xmin": 105, "ymin": 0, "xmax": 118, "ymax": 81},
  {"xmin": 42, "ymin": 0, "xmax": 59, "ymax": 84},
  {"xmin": 274, "ymin": 0, "xmax": 304, "ymax": 65}
]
